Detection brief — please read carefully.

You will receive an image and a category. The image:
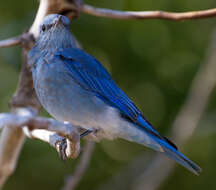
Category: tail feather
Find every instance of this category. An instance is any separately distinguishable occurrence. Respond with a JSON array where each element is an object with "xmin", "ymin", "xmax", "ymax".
[
  {"xmin": 135, "ymin": 116, "xmax": 202, "ymax": 175},
  {"xmin": 156, "ymin": 138, "xmax": 202, "ymax": 175},
  {"xmin": 120, "ymin": 116, "xmax": 202, "ymax": 174}
]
